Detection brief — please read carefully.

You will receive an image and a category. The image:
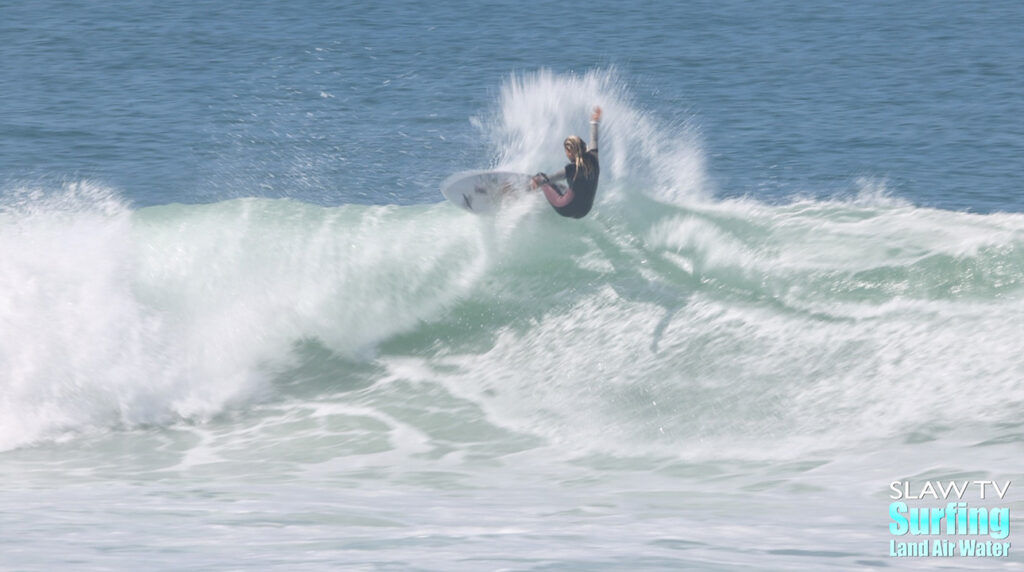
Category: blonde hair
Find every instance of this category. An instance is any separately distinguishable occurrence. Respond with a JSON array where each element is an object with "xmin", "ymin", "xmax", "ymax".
[{"xmin": 564, "ymin": 135, "xmax": 591, "ymax": 177}]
